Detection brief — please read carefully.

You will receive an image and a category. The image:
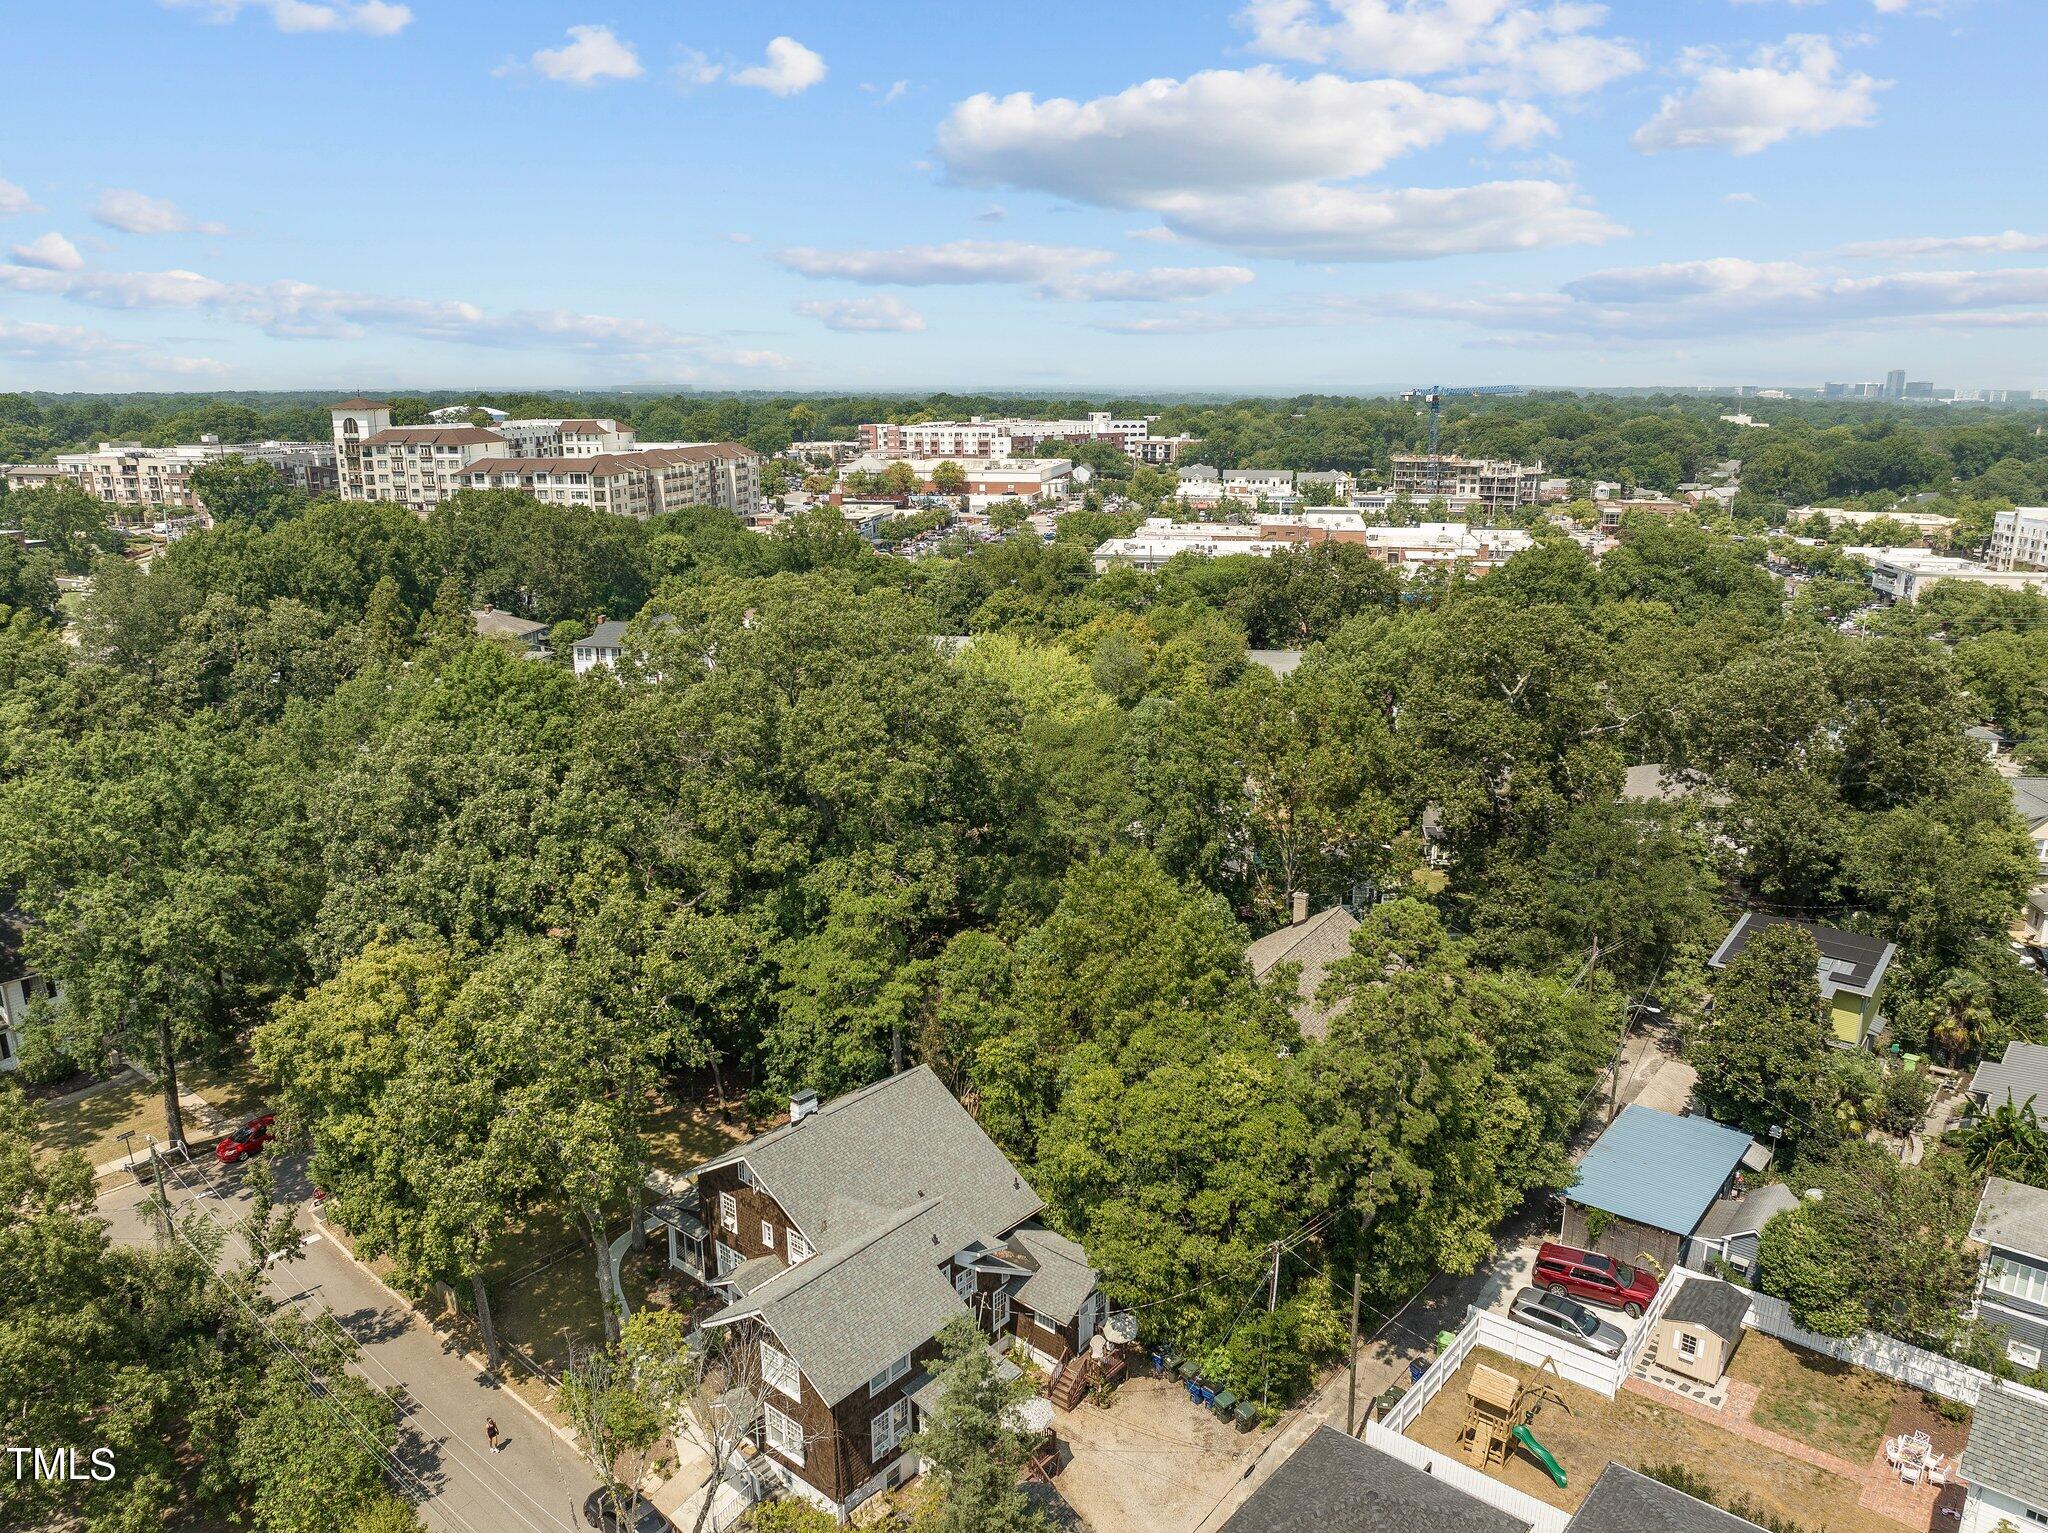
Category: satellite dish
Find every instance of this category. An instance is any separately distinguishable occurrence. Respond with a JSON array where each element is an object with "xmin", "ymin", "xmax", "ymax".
[
  {"xmin": 1105, "ymin": 1311, "xmax": 1138, "ymax": 1344},
  {"xmin": 1072, "ymin": 463, "xmax": 1094, "ymax": 485}
]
